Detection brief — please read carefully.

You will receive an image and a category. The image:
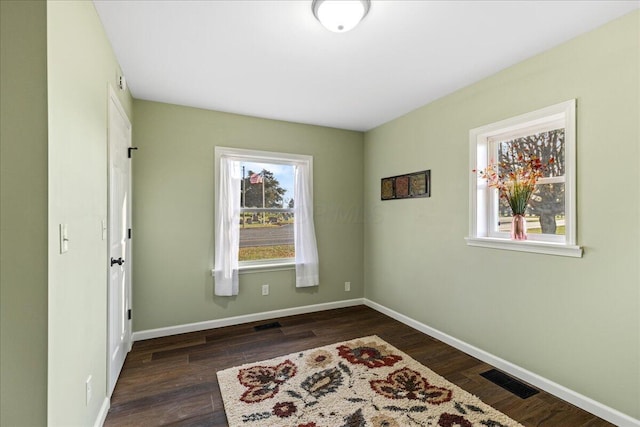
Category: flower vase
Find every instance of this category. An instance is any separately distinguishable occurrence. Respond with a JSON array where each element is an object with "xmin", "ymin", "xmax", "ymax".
[{"xmin": 511, "ymin": 214, "xmax": 527, "ymax": 240}]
